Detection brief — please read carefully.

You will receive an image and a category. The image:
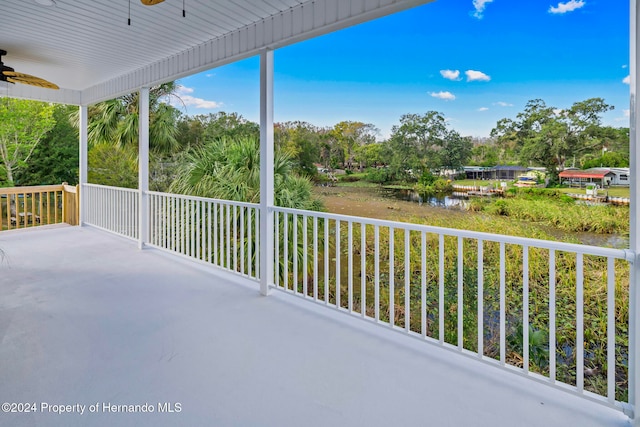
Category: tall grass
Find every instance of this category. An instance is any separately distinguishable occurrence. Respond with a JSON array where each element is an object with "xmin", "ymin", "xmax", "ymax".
[{"xmin": 469, "ymin": 193, "xmax": 629, "ymax": 235}]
